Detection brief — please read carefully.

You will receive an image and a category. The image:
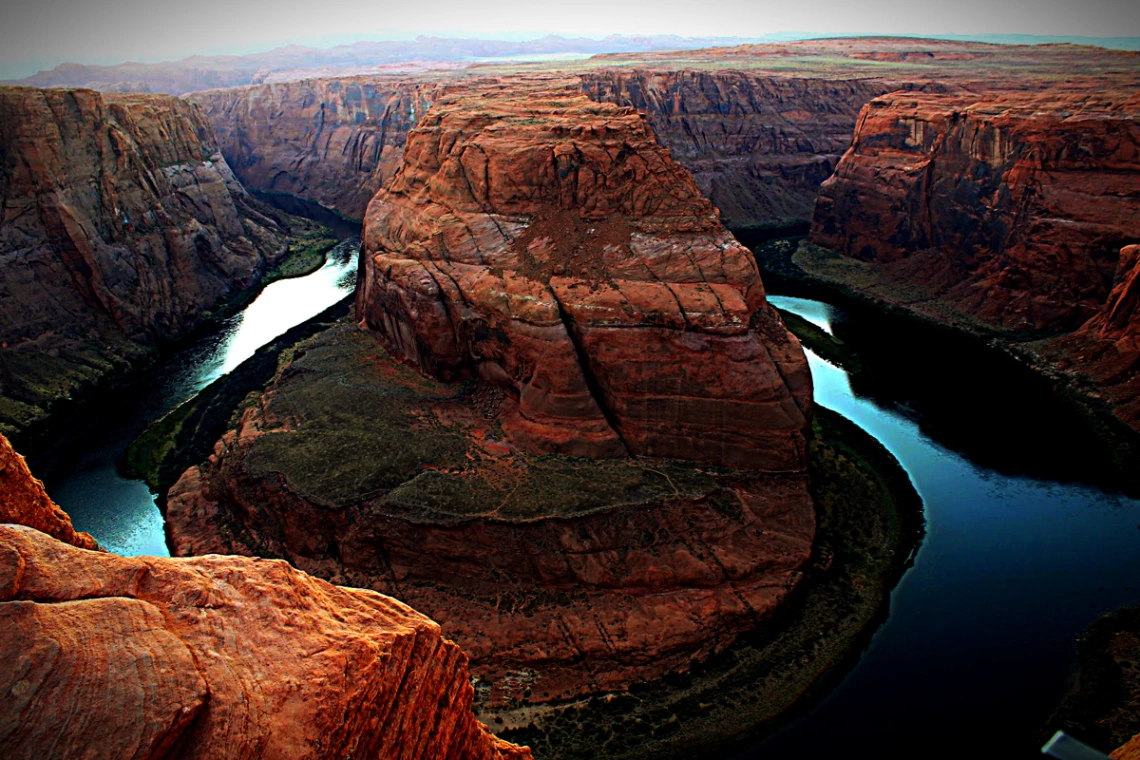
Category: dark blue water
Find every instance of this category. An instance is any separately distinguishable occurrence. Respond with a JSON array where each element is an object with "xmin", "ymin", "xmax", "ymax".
[
  {"xmin": 37, "ymin": 240, "xmax": 359, "ymax": 556},
  {"xmin": 734, "ymin": 296, "xmax": 1140, "ymax": 759}
]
